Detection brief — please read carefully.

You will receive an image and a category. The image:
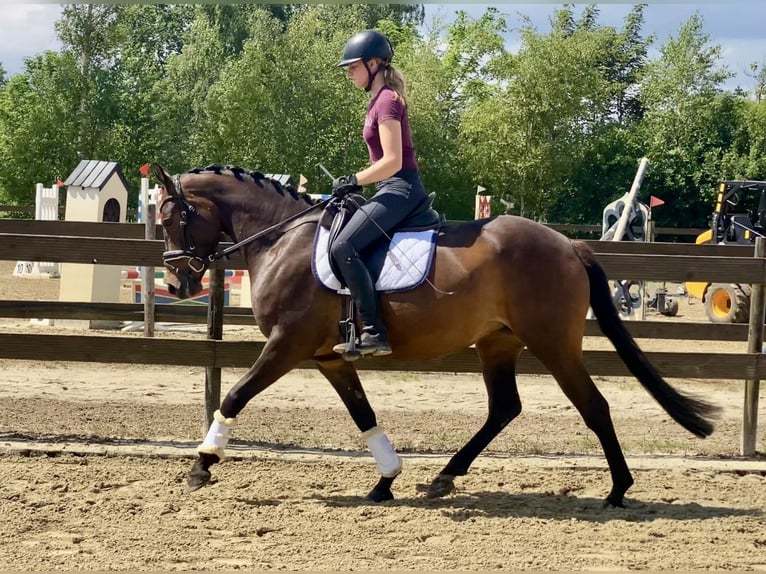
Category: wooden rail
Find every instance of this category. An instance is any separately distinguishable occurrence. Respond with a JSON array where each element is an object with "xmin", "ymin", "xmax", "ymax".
[
  {"xmin": 0, "ymin": 232, "xmax": 763, "ymax": 282},
  {"xmin": 0, "ymin": 206, "xmax": 139, "ymax": 218},
  {"xmin": 0, "ymin": 219, "xmax": 747, "ymax": 254},
  {"xmin": 0, "ymin": 333, "xmax": 760, "ymax": 379},
  {"xmin": 0, "ymin": 214, "xmax": 706, "ymax": 239},
  {"xmin": 0, "ymin": 300, "xmax": 751, "ymax": 341}
]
